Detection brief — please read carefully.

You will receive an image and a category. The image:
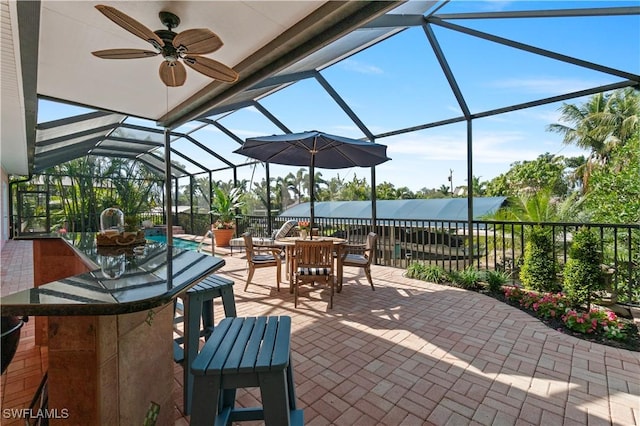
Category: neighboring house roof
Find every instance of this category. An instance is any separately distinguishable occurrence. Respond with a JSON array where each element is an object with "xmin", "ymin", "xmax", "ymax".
[{"xmin": 279, "ymin": 197, "xmax": 507, "ymax": 221}]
